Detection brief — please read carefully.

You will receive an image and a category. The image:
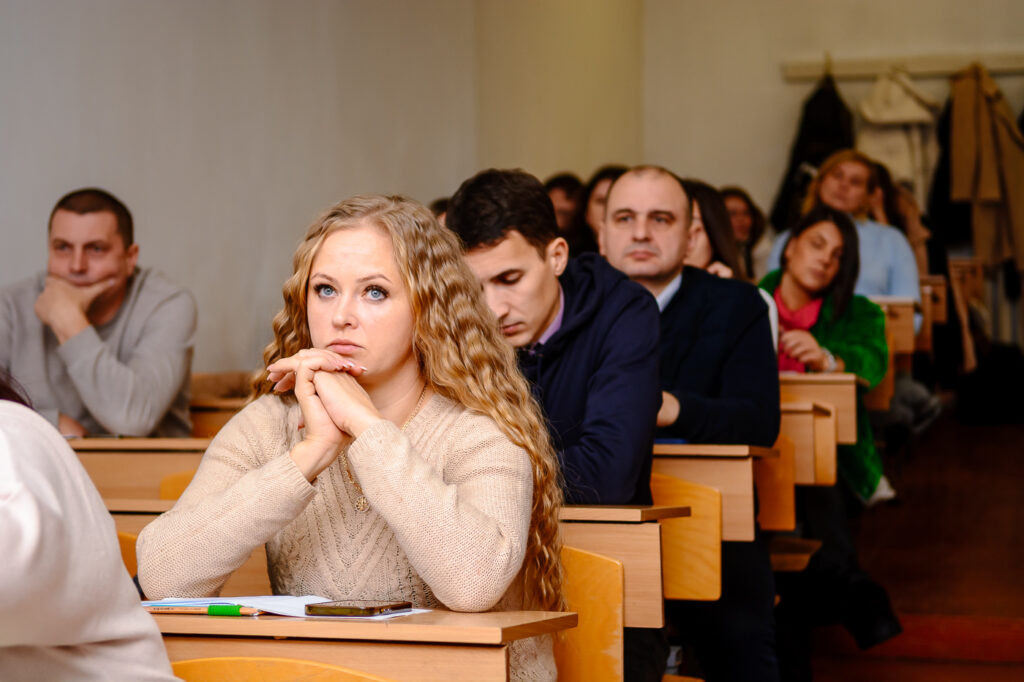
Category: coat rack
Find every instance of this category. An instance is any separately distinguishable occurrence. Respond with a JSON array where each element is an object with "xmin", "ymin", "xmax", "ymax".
[{"xmin": 781, "ymin": 50, "xmax": 1024, "ymax": 81}]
